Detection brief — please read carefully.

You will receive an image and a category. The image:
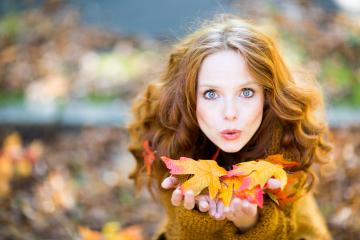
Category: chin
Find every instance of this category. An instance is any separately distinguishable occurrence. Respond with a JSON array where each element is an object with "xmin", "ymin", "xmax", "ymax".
[{"xmin": 219, "ymin": 144, "xmax": 242, "ymax": 153}]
